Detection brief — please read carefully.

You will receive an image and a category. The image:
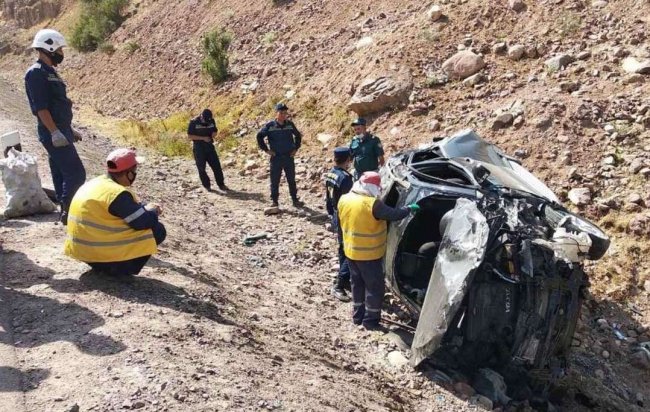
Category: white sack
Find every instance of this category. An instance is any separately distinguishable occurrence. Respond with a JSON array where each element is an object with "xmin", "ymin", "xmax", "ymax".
[{"xmin": 0, "ymin": 149, "xmax": 56, "ymax": 218}]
